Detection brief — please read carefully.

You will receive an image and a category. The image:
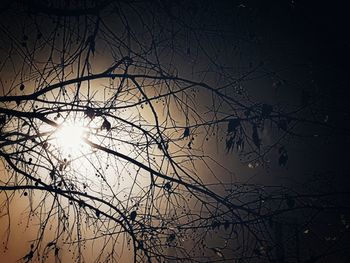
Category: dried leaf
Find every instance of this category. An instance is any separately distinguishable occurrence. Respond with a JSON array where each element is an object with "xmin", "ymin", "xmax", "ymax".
[
  {"xmin": 183, "ymin": 127, "xmax": 190, "ymax": 138},
  {"xmin": 211, "ymin": 247, "xmax": 223, "ymax": 258},
  {"xmin": 225, "ymin": 136, "xmax": 235, "ymax": 153},
  {"xmin": 211, "ymin": 221, "xmax": 220, "ymax": 230},
  {"xmin": 124, "ymin": 56, "xmax": 133, "ymax": 66},
  {"xmin": 168, "ymin": 233, "xmax": 176, "ymax": 242},
  {"xmin": 236, "ymin": 138, "xmax": 244, "ymax": 151},
  {"xmin": 164, "ymin": 182, "xmax": 172, "ymax": 190},
  {"xmin": 101, "ymin": 119, "xmax": 111, "ymax": 131},
  {"xmin": 224, "ymin": 220, "xmax": 230, "ymax": 230},
  {"xmin": 277, "ymin": 119, "xmax": 288, "ymax": 130},
  {"xmin": 137, "ymin": 240, "xmax": 144, "ymax": 250},
  {"xmin": 278, "ymin": 146, "xmax": 285, "ymax": 154},
  {"xmin": 278, "ymin": 152, "xmax": 288, "ymax": 166},
  {"xmin": 227, "ymin": 118, "xmax": 240, "ymax": 133},
  {"xmin": 130, "ymin": 211, "xmax": 137, "ymax": 221},
  {"xmin": 0, "ymin": 115, "xmax": 6, "ymax": 125},
  {"xmin": 84, "ymin": 107, "xmax": 95, "ymax": 120},
  {"xmin": 95, "ymin": 210, "xmax": 100, "ymax": 217},
  {"xmin": 252, "ymin": 125, "xmax": 260, "ymax": 149}
]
